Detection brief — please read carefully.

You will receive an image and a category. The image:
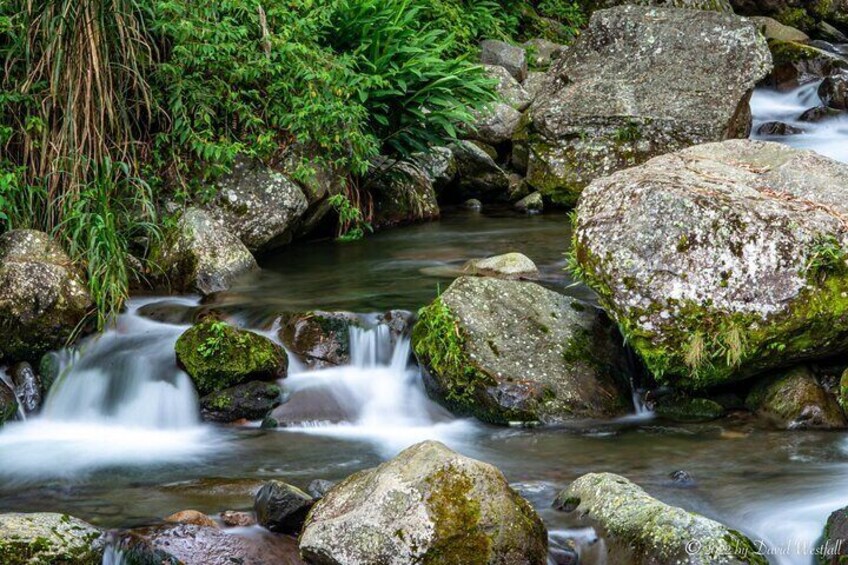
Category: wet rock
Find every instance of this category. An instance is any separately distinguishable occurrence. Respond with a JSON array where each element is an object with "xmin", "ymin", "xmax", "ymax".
[
  {"xmin": 254, "ymin": 480, "xmax": 314, "ymax": 535},
  {"xmin": 730, "ymin": 0, "xmax": 848, "ymax": 39},
  {"xmin": 0, "ymin": 512, "xmax": 103, "ymax": 564},
  {"xmin": 410, "ymin": 147, "xmax": 457, "ymax": 192},
  {"xmin": 207, "ymin": 156, "xmax": 309, "ymax": 253},
  {"xmin": 757, "ymin": 121, "xmax": 804, "ymax": 135},
  {"xmin": 752, "ymin": 16, "xmax": 810, "ymax": 43},
  {"xmin": 300, "ymin": 440, "xmax": 548, "ymax": 565},
  {"xmin": 152, "ymin": 207, "xmax": 258, "ymax": 295},
  {"xmin": 799, "ymin": 105, "xmax": 844, "ymax": 122},
  {"xmin": 523, "ymin": 38, "xmax": 565, "ymax": 70},
  {"xmin": 368, "ymin": 159, "xmax": 440, "ymax": 230},
  {"xmin": 553, "ymin": 473, "xmax": 764, "ymax": 564},
  {"xmin": 524, "ymin": 6, "xmax": 771, "ymax": 206},
  {"xmin": 480, "ymin": 40, "xmax": 527, "ymax": 82},
  {"xmin": 515, "ymin": 192, "xmax": 544, "ymax": 214},
  {"xmin": 746, "ymin": 366, "xmax": 846, "ymax": 430},
  {"xmin": 572, "ymin": 139, "xmax": 848, "ymax": 389},
  {"xmin": 0, "ymin": 230, "xmax": 92, "ymax": 363},
  {"xmin": 508, "ymin": 173, "xmax": 530, "ymax": 201},
  {"xmin": 37, "ymin": 352, "xmax": 62, "ymax": 391},
  {"xmin": 655, "ymin": 395, "xmax": 726, "ymax": 422},
  {"xmin": 219, "ymin": 511, "xmax": 256, "ymax": 527},
  {"xmin": 267, "ymin": 387, "xmax": 351, "ymax": 427},
  {"xmin": 462, "ymin": 253, "xmax": 539, "ymax": 280},
  {"xmin": 820, "ymin": 506, "xmax": 848, "ymax": 564},
  {"xmin": 279, "ymin": 145, "xmax": 346, "ymax": 240},
  {"xmin": 164, "ymin": 510, "xmax": 218, "ymax": 528},
  {"xmin": 469, "ymin": 103, "xmax": 522, "ymax": 145},
  {"xmin": 483, "ymin": 64, "xmax": 531, "ymax": 111},
  {"xmin": 0, "ymin": 384, "xmax": 17, "ymax": 426},
  {"xmin": 450, "ymin": 140, "xmax": 510, "ymax": 202},
  {"xmin": 124, "ymin": 524, "xmax": 303, "ymax": 565},
  {"xmin": 200, "ymin": 380, "xmax": 282, "ymax": 423},
  {"xmin": 278, "ymin": 311, "xmax": 360, "ymax": 369},
  {"xmin": 10, "ymin": 362, "xmax": 41, "ymax": 415},
  {"xmin": 819, "ymin": 74, "xmax": 848, "ymax": 110},
  {"xmin": 307, "ymin": 479, "xmax": 335, "ymax": 499},
  {"xmin": 765, "ymin": 40, "xmax": 846, "ymax": 92},
  {"xmin": 175, "ymin": 319, "xmax": 287, "ymax": 395},
  {"xmin": 668, "ymin": 469, "xmax": 696, "ymax": 488},
  {"xmin": 464, "ymin": 198, "xmax": 483, "ymax": 210},
  {"xmin": 379, "ymin": 309, "xmax": 415, "ymax": 346},
  {"xmin": 412, "ymin": 277, "xmax": 632, "ymax": 424}
]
